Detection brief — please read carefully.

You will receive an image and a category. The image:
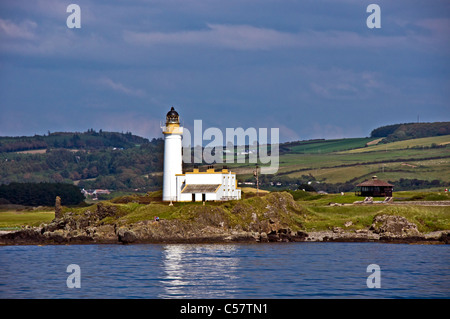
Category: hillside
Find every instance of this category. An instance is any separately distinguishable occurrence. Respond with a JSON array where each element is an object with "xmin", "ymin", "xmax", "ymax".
[
  {"xmin": 234, "ymin": 134, "xmax": 450, "ymax": 193},
  {"xmin": 0, "ymin": 133, "xmax": 165, "ymax": 191},
  {"xmin": 279, "ymin": 137, "xmax": 377, "ymax": 154},
  {"xmin": 1, "ymin": 123, "xmax": 449, "ymax": 195},
  {"xmin": 0, "ymin": 130, "xmax": 150, "ymax": 153},
  {"xmin": 370, "ymin": 122, "xmax": 450, "ymax": 143},
  {"xmin": 341, "ymin": 135, "xmax": 450, "ymax": 154}
]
